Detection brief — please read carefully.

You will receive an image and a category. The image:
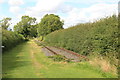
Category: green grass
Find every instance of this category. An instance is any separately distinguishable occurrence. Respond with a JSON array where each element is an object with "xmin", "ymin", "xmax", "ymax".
[
  {"xmin": 3, "ymin": 42, "xmax": 38, "ymax": 78},
  {"xmin": 2, "ymin": 40, "xmax": 117, "ymax": 78},
  {"xmin": 35, "ymin": 50, "xmax": 116, "ymax": 78}
]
